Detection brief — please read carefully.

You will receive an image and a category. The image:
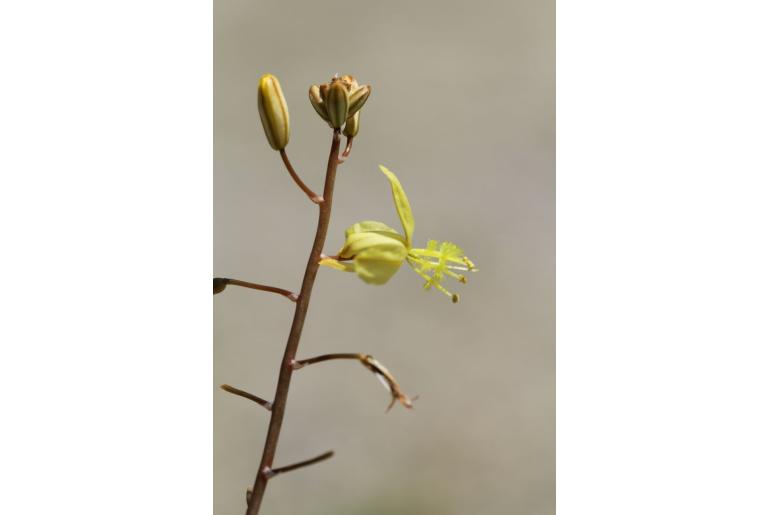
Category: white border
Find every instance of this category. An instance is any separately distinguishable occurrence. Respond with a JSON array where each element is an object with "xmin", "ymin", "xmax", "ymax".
[
  {"xmin": 1, "ymin": 1, "xmax": 212, "ymax": 513},
  {"xmin": 558, "ymin": 1, "xmax": 770, "ymax": 513}
]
